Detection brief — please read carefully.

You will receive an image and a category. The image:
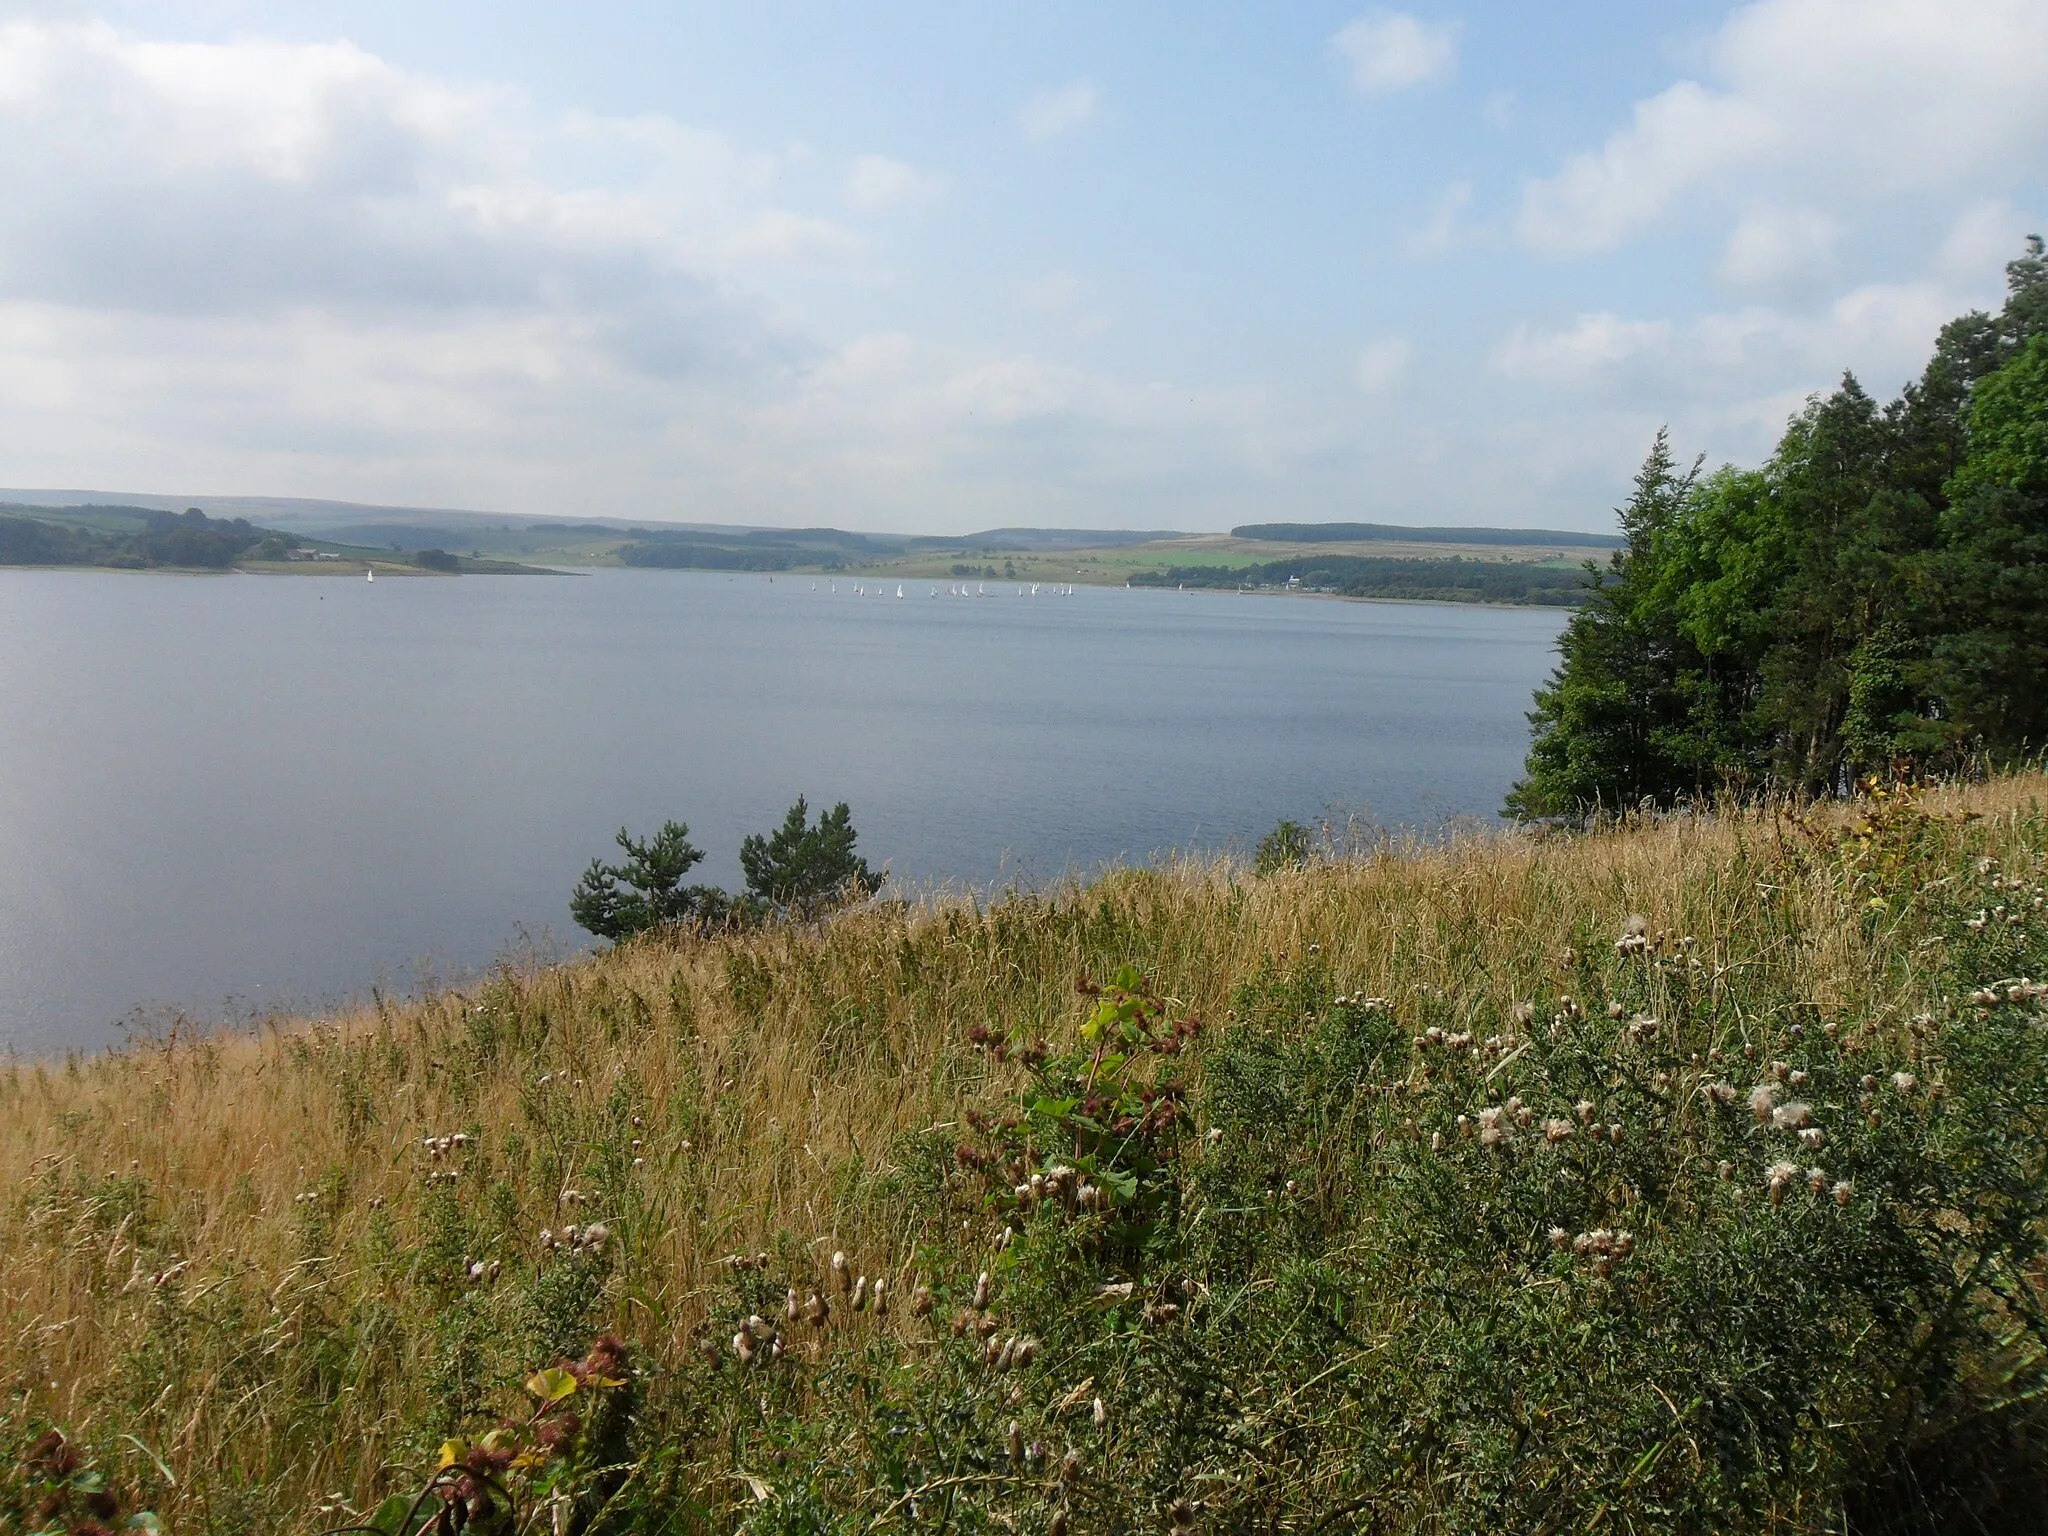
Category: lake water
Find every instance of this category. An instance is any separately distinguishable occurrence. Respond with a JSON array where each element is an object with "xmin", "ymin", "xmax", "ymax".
[{"xmin": 0, "ymin": 568, "xmax": 1565, "ymax": 1052}]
